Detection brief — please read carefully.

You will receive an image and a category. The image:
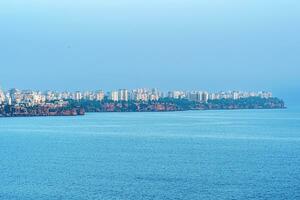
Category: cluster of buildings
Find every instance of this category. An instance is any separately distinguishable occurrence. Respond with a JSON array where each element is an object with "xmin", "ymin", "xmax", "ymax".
[{"xmin": 0, "ymin": 87, "xmax": 272, "ymax": 106}]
